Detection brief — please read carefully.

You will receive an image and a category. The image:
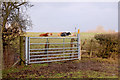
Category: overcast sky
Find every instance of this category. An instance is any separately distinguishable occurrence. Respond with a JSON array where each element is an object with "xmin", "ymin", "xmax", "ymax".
[{"xmin": 27, "ymin": 2, "xmax": 118, "ymax": 32}]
